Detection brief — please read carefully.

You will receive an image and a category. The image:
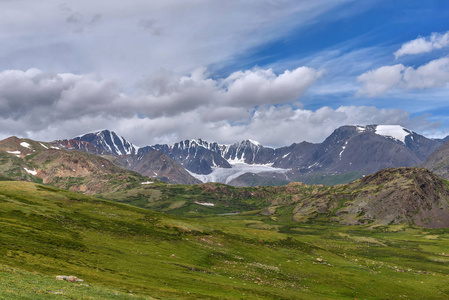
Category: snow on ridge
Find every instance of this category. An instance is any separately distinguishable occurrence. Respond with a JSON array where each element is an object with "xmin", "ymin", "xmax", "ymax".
[
  {"xmin": 247, "ymin": 139, "xmax": 261, "ymax": 146},
  {"xmin": 375, "ymin": 125, "xmax": 410, "ymax": 144}
]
